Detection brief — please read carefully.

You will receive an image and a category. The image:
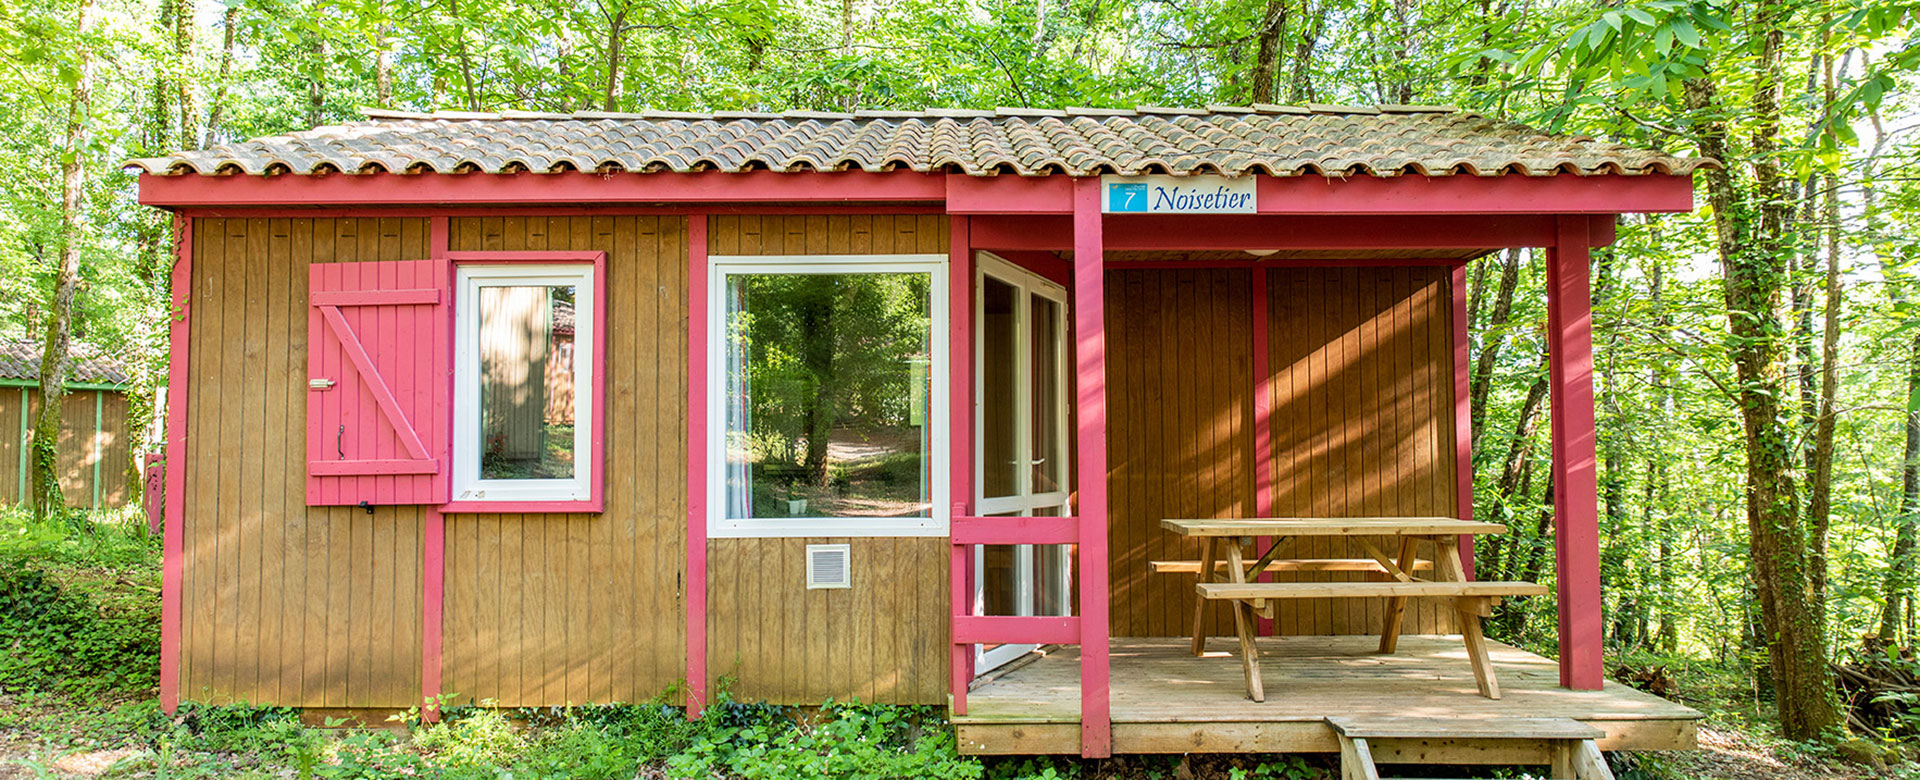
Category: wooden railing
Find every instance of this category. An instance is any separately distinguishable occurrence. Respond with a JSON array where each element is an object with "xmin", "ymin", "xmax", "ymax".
[{"xmin": 948, "ymin": 515, "xmax": 1089, "ymax": 712}]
